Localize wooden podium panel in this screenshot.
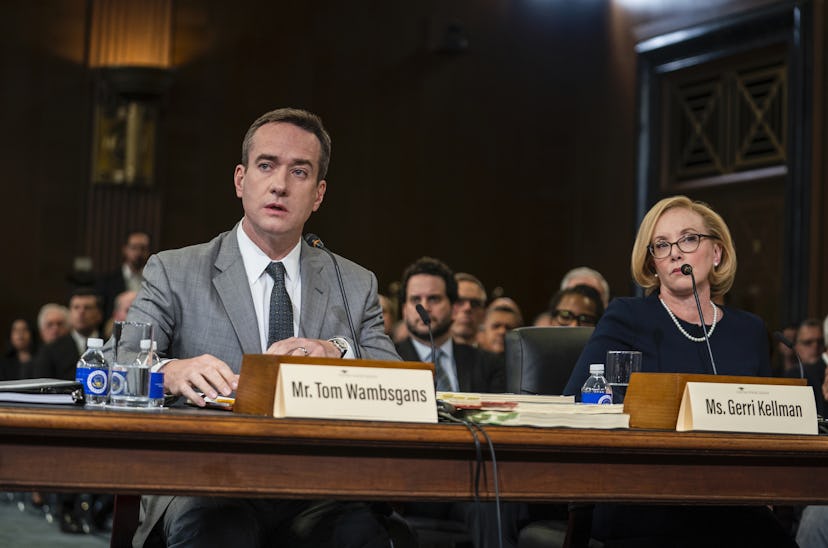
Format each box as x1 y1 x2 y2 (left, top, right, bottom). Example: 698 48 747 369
1 405 828 505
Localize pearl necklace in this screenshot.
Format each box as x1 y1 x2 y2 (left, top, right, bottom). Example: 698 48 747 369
659 297 719 343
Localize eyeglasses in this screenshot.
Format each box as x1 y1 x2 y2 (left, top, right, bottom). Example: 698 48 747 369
456 297 485 310
552 309 598 327
648 233 719 259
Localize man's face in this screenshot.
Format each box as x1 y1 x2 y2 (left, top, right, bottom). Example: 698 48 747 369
403 274 453 342
795 325 824 364
69 296 102 337
123 233 150 271
550 294 599 327
478 310 519 354
451 280 486 341
234 122 326 249
112 291 138 322
40 309 68 344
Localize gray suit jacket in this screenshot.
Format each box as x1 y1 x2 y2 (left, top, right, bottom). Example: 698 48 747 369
131 225 399 546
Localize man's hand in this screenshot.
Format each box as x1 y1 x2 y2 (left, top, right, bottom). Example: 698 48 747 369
266 337 341 358
162 354 239 407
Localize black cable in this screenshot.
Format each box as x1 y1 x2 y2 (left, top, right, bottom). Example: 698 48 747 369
438 412 503 548
469 422 503 548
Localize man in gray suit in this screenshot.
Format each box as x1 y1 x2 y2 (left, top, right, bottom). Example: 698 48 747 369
127 108 399 547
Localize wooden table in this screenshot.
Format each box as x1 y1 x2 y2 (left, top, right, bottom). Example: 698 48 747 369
1 404 828 505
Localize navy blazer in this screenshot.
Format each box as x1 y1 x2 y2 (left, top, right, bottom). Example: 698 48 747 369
564 293 771 395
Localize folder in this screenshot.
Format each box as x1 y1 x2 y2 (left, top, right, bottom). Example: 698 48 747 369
0 378 86 405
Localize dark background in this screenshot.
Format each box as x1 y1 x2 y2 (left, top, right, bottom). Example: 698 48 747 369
1 0 825 335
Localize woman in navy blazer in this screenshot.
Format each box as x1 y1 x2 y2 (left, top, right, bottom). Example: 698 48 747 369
563 195 794 547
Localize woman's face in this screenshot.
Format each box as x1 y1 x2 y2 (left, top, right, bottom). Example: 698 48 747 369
650 207 721 298
10 319 32 352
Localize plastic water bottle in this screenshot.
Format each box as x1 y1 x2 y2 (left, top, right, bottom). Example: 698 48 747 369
581 363 613 404
147 341 165 407
75 338 108 406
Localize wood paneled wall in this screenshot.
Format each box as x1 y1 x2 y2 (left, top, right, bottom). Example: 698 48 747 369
0 0 823 339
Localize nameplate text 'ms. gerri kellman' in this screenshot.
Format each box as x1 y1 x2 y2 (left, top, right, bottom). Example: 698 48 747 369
676 382 817 435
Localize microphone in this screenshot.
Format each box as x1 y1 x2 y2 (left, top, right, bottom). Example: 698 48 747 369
415 303 440 392
681 263 718 375
304 233 361 359
415 303 436 363
773 331 805 379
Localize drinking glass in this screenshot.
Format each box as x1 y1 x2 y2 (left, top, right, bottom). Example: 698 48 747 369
110 321 153 407
605 350 642 403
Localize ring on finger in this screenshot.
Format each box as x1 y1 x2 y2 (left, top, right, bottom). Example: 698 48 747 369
293 346 309 356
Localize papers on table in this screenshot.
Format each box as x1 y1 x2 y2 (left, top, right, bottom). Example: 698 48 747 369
437 391 629 429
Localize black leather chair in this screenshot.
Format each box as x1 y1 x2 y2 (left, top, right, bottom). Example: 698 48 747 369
504 326 597 548
504 326 594 395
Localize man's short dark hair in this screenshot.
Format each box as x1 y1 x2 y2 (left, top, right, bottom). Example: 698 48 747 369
548 284 604 319
241 108 332 181
125 230 151 245
70 287 103 310
399 257 458 305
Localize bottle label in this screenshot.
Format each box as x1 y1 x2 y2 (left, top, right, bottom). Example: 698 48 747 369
582 392 613 405
75 367 89 387
85 369 109 396
110 370 126 396
149 372 164 399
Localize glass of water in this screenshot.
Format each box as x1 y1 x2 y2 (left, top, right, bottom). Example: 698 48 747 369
605 350 642 403
110 321 153 407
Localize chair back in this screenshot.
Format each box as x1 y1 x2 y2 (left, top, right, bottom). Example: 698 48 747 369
504 326 594 395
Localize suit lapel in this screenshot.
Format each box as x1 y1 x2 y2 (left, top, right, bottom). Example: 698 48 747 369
396 339 420 362
298 242 330 340
212 228 261 354
453 341 474 392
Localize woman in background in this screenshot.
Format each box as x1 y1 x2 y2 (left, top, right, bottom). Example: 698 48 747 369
563 195 793 547
0 318 36 381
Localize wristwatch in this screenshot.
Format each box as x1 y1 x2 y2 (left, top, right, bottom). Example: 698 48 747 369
328 337 349 358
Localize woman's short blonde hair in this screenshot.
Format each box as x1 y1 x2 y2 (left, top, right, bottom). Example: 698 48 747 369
631 195 737 298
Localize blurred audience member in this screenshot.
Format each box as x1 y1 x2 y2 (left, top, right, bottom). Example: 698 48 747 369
379 294 395 336
103 290 138 339
560 266 610 308
451 273 487 346
772 324 799 377
1 319 36 380
391 320 409 344
478 302 522 354
486 297 523 325
547 285 604 327
532 311 555 327
796 318 825 366
34 289 102 380
37 303 69 345
791 318 827 419
96 230 151 320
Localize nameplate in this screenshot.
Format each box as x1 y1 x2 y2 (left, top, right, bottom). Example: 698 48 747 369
676 382 817 435
274 363 437 423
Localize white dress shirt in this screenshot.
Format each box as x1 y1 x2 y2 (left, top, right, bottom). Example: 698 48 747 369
409 337 459 392
236 222 302 352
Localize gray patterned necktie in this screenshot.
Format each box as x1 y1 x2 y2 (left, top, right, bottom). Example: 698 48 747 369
432 348 451 391
265 262 293 347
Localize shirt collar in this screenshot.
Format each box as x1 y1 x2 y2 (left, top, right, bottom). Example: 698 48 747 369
236 221 302 285
410 337 454 363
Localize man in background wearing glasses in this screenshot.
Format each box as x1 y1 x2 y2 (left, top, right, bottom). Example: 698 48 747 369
451 272 488 346
546 285 604 328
